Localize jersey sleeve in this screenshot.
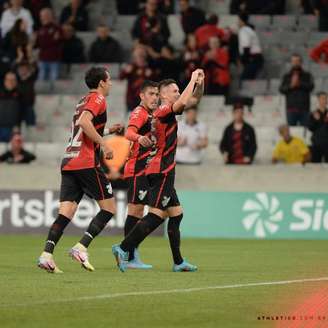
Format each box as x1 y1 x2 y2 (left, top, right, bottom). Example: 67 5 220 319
128 108 148 130
83 94 105 117
155 104 174 119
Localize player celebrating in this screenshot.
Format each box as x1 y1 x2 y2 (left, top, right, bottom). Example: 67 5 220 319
38 67 119 273
112 69 205 272
123 80 159 269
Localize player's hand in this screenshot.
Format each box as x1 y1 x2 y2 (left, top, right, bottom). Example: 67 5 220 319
102 143 113 160
243 156 251 164
191 69 203 82
223 152 229 163
109 123 124 134
313 111 320 120
138 136 153 148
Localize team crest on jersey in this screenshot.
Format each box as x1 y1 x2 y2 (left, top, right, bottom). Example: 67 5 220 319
106 184 112 195
162 196 171 207
138 190 147 200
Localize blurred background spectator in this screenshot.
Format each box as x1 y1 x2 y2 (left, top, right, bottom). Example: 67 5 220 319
89 24 122 63
272 124 310 164
120 45 156 112
0 0 33 37
36 7 63 82
131 0 170 52
238 13 263 80
202 36 230 95
313 0 328 31
310 37 328 64
279 54 314 126
179 0 205 36
194 13 224 51
0 131 36 163
308 92 328 163
59 0 88 31
176 105 208 165
219 103 257 164
23 0 52 30
115 0 139 15
0 71 20 142
62 23 85 66
230 0 285 15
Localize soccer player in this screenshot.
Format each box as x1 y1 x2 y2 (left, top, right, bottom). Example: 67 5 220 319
112 69 205 272
38 67 119 273
123 80 160 269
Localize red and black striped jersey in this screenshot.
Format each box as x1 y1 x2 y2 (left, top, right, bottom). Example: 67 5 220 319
124 105 153 178
61 91 107 171
146 104 178 175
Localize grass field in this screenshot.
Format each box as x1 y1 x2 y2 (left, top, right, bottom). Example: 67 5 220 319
1 235 328 328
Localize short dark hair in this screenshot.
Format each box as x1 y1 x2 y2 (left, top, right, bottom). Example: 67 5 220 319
238 13 249 24
207 13 219 25
317 91 327 98
233 103 244 111
140 80 158 92
85 67 109 89
158 79 177 91
291 53 302 61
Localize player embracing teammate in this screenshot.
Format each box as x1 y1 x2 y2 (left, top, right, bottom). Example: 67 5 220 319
113 68 205 272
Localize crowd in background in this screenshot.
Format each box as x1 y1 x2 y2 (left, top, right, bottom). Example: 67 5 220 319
0 0 328 165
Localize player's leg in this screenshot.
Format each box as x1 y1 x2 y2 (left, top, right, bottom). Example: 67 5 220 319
167 200 197 272
112 173 168 272
38 171 82 273
69 168 115 271
124 175 152 268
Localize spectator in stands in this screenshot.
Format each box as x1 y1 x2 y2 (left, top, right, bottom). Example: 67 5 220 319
202 36 230 95
272 124 310 164
148 44 180 81
116 0 139 15
89 24 122 63
120 45 156 112
60 0 88 31
180 33 202 88
238 13 263 80
24 0 52 29
15 60 37 127
0 131 36 163
301 0 315 14
1 18 30 62
176 106 208 165
0 0 33 37
0 71 20 142
179 0 205 36
131 0 170 52
279 54 314 126
310 38 328 64
230 0 285 14
195 13 225 51
36 8 63 82
308 92 328 163
62 23 85 65
219 103 257 164
314 0 328 31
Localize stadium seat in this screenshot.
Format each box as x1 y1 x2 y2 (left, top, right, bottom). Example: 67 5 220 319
310 64 328 78
250 15 272 31
207 0 230 15
297 15 318 31
198 96 225 113
313 78 324 93
258 31 281 47
308 32 328 47
278 31 308 47
35 142 65 162
219 15 238 29
272 15 297 31
34 95 60 125
76 32 95 53
25 126 52 142
240 80 269 97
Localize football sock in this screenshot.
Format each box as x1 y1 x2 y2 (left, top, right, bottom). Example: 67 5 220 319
44 214 71 254
79 209 114 248
167 214 184 265
120 213 163 252
124 215 140 261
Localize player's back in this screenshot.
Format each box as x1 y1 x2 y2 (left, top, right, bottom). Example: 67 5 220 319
124 105 153 178
61 91 107 171
146 104 178 175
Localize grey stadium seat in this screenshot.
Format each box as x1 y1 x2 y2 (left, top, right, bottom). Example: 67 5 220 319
272 15 297 31
298 15 318 31
310 64 328 78
258 31 281 47
240 80 269 97
250 15 272 31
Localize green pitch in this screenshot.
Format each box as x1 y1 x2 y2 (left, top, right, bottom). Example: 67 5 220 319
1 236 328 328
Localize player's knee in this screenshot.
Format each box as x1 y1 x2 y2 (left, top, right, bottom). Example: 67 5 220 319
149 207 166 219
128 204 144 218
59 201 78 219
98 198 116 215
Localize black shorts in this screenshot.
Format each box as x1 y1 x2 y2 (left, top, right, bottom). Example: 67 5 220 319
60 167 113 203
147 169 180 210
126 174 149 205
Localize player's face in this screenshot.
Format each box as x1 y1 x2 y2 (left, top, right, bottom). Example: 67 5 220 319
101 72 112 96
161 83 180 104
318 94 327 109
140 87 159 111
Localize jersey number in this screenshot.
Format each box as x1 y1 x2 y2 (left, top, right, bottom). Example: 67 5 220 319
68 122 82 148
